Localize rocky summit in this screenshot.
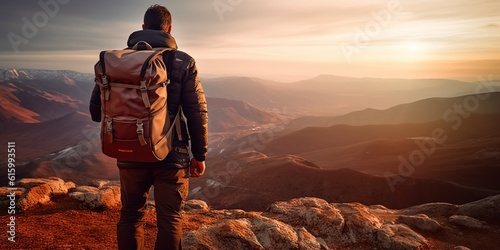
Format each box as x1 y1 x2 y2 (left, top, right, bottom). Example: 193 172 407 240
1 177 500 249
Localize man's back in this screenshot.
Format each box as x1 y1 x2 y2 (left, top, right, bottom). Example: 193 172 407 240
89 5 207 250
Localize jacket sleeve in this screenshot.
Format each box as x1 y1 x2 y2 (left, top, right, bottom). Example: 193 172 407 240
181 58 208 161
89 84 102 122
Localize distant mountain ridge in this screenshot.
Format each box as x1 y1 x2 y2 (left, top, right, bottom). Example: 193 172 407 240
268 113 500 156
208 97 285 132
286 92 500 131
0 68 93 82
0 69 285 130
0 69 95 123
202 75 500 116
4 68 499 118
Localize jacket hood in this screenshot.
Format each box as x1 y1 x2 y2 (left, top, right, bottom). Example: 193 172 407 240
127 30 178 49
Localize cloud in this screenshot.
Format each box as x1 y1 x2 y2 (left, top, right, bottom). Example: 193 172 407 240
0 0 211 52
0 0 499 81
483 23 499 29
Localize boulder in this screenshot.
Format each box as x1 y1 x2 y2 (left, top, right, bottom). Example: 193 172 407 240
17 177 75 210
184 200 209 212
75 186 99 193
69 185 120 209
249 214 320 250
266 197 344 246
398 214 441 232
295 227 329 250
376 224 428 250
88 179 110 189
334 202 383 244
265 197 431 249
182 213 325 250
449 215 484 229
99 186 121 208
400 202 458 217
457 195 500 223
182 219 264 250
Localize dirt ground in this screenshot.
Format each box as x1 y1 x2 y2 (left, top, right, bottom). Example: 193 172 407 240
1 195 500 250
0 196 222 250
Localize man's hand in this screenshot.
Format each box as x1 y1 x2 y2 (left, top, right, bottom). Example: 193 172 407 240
189 158 205 178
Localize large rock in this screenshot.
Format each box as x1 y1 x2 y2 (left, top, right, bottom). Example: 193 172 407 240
69 185 120 209
399 214 441 232
376 224 428 250
295 227 329 250
184 200 209 212
457 195 500 223
17 177 75 210
266 197 344 247
88 179 110 189
249 214 322 250
265 197 430 249
400 202 458 217
449 215 484 229
334 203 383 244
182 213 325 250
183 219 264 250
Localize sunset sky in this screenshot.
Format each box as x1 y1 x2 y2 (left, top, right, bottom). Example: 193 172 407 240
0 0 499 82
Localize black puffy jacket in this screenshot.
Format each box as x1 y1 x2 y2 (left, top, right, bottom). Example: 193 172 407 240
89 29 208 168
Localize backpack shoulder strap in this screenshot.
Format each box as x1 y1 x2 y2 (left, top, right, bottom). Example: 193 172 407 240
161 49 184 141
163 49 176 81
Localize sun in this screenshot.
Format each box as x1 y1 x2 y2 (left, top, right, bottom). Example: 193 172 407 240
398 42 429 60
406 42 423 53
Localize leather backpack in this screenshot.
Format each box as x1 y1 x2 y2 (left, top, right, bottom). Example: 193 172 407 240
94 41 181 162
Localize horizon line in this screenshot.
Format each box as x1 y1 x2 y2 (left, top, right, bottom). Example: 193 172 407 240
2 67 498 84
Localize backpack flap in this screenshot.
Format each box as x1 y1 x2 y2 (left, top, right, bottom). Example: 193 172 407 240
93 42 177 162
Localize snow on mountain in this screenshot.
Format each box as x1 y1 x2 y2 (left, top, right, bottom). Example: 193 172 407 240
0 68 93 82
0 68 95 123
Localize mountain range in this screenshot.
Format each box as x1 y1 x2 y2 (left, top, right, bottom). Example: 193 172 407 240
202 75 500 116
286 92 500 131
1 68 499 213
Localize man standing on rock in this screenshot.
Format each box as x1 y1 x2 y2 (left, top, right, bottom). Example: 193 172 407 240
89 4 208 250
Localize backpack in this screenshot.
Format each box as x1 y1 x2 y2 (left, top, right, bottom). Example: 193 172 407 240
94 41 181 162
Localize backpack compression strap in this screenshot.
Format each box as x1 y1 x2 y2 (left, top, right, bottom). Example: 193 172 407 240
138 48 173 108
99 51 111 101
162 49 184 142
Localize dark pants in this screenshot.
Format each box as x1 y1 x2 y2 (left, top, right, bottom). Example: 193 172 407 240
117 167 189 250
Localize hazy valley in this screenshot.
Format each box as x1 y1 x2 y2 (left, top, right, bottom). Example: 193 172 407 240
2 68 500 249
1 68 500 209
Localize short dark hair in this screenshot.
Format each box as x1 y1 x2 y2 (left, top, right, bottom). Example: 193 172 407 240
143 4 172 31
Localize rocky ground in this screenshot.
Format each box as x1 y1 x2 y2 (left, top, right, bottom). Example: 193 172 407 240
1 177 499 250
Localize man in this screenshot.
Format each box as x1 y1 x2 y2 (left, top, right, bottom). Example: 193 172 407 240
89 4 208 250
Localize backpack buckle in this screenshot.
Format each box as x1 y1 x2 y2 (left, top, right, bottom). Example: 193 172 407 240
139 80 147 92
136 120 144 134
106 119 113 143
139 80 151 108
102 75 111 101
102 75 109 88
136 120 147 146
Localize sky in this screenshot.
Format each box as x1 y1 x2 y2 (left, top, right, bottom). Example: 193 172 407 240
0 0 499 82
